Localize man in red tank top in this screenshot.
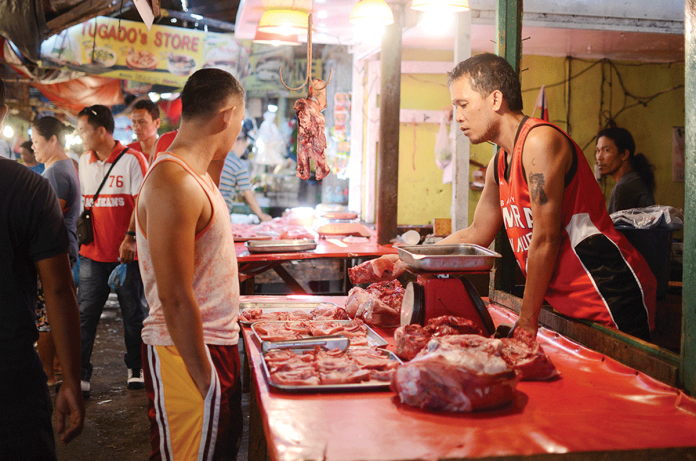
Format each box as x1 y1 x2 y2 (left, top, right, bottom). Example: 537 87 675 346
436 53 656 341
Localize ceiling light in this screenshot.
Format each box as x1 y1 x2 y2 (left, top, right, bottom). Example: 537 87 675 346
253 28 301 46
258 9 311 36
410 0 470 12
349 0 394 27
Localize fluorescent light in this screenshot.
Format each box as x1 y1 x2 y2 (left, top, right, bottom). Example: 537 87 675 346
267 104 278 113
148 92 161 102
3 125 14 138
190 13 203 20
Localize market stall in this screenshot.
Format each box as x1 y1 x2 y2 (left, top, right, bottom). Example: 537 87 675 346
240 295 696 461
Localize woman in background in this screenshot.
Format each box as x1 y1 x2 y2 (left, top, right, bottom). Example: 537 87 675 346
31 116 80 387
595 127 656 214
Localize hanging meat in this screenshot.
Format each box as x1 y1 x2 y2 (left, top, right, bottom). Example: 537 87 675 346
294 78 330 180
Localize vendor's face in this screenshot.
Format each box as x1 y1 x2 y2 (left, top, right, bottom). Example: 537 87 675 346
451 76 497 145
131 109 160 141
77 116 101 152
31 132 52 163
595 136 627 177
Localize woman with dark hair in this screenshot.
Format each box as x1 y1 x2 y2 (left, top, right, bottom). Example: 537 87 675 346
31 116 80 387
595 126 656 214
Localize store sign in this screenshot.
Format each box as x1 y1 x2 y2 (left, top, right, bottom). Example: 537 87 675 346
39 17 250 88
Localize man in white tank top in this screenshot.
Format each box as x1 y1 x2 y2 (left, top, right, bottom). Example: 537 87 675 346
136 69 246 460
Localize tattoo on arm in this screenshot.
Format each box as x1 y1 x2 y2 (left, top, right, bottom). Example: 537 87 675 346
529 173 548 205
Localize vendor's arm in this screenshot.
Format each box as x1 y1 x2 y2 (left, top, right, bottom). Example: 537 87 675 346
119 210 137 263
439 156 503 246
141 163 212 397
242 189 271 222
516 127 572 337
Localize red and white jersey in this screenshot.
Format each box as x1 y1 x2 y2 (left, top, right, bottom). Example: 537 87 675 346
495 117 656 332
79 142 149 262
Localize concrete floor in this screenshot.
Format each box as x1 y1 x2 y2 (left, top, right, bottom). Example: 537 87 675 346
53 295 251 461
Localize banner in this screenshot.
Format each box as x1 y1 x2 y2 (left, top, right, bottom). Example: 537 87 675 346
39 17 251 88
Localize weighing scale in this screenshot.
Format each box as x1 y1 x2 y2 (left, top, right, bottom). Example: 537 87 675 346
397 245 501 336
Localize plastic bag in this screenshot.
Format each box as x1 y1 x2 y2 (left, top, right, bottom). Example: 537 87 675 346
611 205 684 230
108 263 128 291
254 111 286 165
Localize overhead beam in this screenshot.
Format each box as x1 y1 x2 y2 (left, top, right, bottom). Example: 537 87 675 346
159 9 235 32
46 1 133 36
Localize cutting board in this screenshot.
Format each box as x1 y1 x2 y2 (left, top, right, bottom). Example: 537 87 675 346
316 223 373 237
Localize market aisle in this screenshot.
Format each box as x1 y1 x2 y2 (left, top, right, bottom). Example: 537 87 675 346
53 294 251 460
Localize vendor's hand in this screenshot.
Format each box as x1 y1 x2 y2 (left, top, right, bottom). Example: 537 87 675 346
259 213 272 222
119 235 136 264
508 318 538 339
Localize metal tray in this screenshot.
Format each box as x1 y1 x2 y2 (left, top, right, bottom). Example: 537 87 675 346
397 244 501 272
245 239 317 253
238 301 339 326
251 320 388 349
260 347 401 393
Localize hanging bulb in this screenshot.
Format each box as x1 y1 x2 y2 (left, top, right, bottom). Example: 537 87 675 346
349 0 395 27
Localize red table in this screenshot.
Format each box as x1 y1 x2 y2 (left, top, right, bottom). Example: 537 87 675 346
241 296 696 461
235 237 397 295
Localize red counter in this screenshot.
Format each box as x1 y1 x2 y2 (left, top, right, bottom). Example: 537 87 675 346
241 296 696 461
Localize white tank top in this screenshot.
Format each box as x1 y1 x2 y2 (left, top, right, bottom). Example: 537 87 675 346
137 153 240 346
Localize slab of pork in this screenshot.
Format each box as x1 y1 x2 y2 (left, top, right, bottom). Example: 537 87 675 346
294 78 330 180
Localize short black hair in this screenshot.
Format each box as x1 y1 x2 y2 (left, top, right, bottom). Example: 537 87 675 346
448 53 523 111
133 98 160 121
20 140 33 152
78 104 115 134
180 68 244 120
33 116 72 147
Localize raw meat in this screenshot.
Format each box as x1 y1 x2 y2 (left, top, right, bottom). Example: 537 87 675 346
394 315 486 361
345 280 404 328
239 305 348 323
294 78 330 180
263 346 398 386
500 328 559 381
253 319 370 347
348 258 405 284
391 335 519 413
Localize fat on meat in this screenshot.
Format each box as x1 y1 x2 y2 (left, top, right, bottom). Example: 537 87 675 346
345 287 371 318
294 78 330 180
391 335 519 413
348 258 406 284
499 328 559 381
345 283 402 328
394 316 486 361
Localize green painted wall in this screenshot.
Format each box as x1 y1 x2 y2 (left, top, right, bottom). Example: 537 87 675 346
392 52 685 226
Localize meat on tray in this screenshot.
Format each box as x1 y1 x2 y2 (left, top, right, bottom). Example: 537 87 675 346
231 220 317 241
395 315 486 361
264 346 398 386
294 78 330 180
391 334 519 413
239 305 349 323
253 319 370 346
348 258 405 284
346 280 404 328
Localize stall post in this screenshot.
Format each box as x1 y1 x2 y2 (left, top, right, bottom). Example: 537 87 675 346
376 3 402 245
682 0 696 396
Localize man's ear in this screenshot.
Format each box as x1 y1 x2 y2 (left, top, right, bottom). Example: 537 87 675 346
221 105 238 128
490 90 504 111
0 104 8 128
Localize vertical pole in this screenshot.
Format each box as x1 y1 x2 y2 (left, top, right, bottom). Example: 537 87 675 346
376 4 402 245
451 11 472 232
681 0 696 396
491 0 523 295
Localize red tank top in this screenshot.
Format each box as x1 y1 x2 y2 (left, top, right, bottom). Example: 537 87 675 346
496 117 656 332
